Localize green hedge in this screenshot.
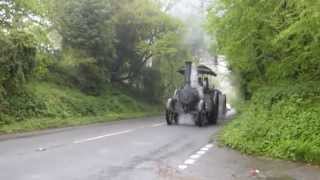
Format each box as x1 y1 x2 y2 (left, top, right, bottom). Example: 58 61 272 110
220 81 320 164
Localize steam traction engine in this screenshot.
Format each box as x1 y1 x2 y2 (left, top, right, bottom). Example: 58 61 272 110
165 62 226 127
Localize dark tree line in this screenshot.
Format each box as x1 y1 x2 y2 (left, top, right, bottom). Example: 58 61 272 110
0 0 191 99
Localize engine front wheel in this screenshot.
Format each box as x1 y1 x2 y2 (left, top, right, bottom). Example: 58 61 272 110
166 110 178 125
174 113 179 124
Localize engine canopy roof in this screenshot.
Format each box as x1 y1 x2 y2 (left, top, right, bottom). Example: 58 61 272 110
178 64 217 76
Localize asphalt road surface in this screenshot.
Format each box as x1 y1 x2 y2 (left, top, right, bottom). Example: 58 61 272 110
0 116 319 180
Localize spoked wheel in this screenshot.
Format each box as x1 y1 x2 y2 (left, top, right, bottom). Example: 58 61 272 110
174 113 179 124
166 110 178 125
211 91 220 125
166 109 173 125
206 97 215 125
221 94 227 119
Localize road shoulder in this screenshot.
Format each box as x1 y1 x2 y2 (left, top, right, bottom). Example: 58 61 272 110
178 142 320 180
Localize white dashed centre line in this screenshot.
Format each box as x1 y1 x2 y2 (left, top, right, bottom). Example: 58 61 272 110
151 123 166 127
73 129 134 144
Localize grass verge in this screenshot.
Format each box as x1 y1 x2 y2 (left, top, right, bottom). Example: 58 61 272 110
219 81 320 164
0 111 160 134
0 82 162 134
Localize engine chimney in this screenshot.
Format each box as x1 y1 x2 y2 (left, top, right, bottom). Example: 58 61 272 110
185 61 192 86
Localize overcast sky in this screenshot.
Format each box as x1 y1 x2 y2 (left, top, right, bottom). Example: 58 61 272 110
169 0 204 21
168 0 214 52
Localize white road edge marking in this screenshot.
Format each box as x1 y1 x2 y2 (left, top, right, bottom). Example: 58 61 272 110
205 144 213 148
73 129 134 144
201 147 209 151
190 154 201 159
178 143 215 171
197 150 206 155
178 165 188 170
151 123 166 127
184 159 196 165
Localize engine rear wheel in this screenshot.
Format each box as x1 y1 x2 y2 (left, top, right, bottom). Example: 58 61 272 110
221 94 227 118
196 111 206 127
211 91 219 125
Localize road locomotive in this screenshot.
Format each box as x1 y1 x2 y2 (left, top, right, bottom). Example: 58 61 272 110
165 61 227 127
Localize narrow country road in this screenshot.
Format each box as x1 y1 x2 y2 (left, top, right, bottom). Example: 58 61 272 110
0 116 319 180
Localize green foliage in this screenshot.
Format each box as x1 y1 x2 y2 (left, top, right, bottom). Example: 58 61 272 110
0 111 158 134
136 68 163 101
0 31 36 95
59 0 115 66
110 0 185 83
152 30 191 98
0 0 51 29
0 0 186 129
52 0 188 99
55 0 187 84
47 49 106 95
28 82 148 118
220 82 320 164
32 52 54 80
207 0 320 164
207 0 320 98
0 82 158 129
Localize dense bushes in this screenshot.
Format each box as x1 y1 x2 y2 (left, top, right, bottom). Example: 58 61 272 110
207 0 320 163
28 82 148 118
0 82 156 126
207 0 320 98
0 31 36 95
46 49 106 95
0 31 37 124
0 82 159 133
221 82 320 163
